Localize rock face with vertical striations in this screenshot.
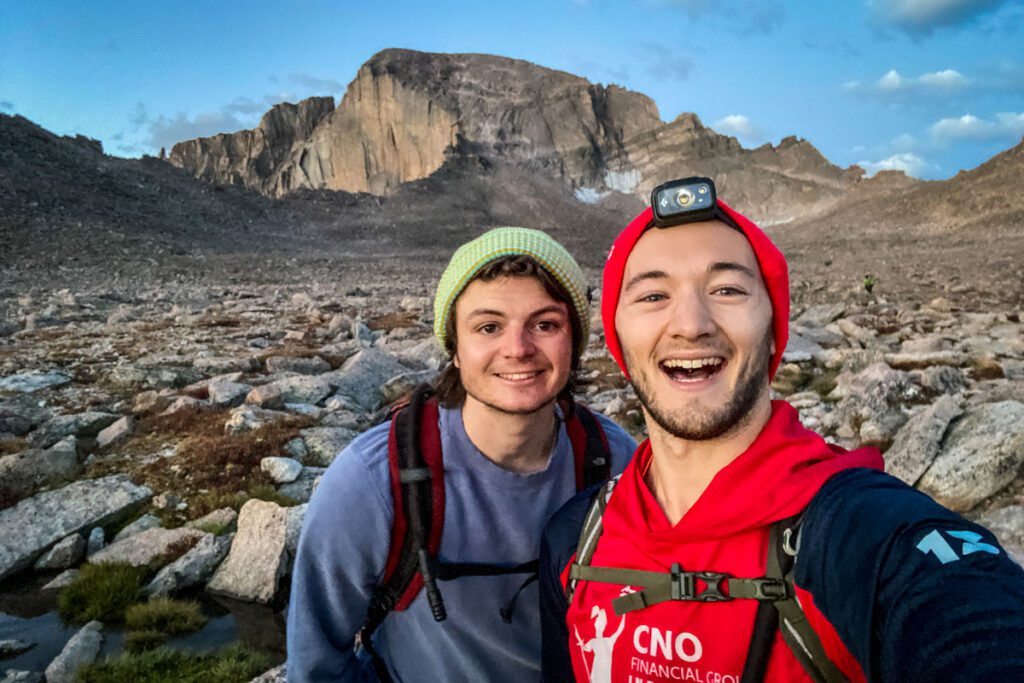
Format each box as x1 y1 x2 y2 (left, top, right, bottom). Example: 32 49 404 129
169 97 335 196
171 49 663 196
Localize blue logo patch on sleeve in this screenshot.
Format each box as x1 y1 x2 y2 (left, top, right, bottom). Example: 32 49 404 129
916 529 1001 565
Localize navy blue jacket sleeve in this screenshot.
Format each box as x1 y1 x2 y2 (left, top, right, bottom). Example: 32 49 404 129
540 487 599 682
796 468 1024 682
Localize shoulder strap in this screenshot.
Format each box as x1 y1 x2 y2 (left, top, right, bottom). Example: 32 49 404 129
565 402 612 491
748 514 849 683
768 517 849 683
565 475 620 605
360 385 446 663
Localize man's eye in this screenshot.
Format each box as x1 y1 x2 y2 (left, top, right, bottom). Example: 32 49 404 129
478 323 499 334
712 286 747 296
536 320 560 332
638 293 666 303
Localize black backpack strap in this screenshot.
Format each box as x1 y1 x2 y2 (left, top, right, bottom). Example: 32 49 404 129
745 511 847 683
576 404 612 488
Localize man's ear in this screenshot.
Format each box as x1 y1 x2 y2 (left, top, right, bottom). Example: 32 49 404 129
452 353 460 369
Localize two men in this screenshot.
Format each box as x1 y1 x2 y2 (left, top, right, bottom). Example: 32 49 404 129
541 193 1024 681
288 228 636 681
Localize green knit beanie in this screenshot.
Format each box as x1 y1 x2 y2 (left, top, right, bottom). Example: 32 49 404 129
433 227 590 357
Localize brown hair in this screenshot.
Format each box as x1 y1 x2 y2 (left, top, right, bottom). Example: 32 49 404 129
433 255 584 408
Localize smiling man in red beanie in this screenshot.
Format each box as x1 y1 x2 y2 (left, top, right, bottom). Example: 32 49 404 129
540 189 1024 682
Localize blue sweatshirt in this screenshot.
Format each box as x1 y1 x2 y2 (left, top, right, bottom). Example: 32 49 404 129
287 404 636 682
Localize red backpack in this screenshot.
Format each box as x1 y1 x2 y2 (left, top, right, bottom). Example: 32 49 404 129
359 384 612 681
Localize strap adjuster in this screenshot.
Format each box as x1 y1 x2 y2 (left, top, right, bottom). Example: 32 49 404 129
747 577 790 600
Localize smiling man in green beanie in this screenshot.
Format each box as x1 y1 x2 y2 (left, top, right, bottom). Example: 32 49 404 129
288 227 636 682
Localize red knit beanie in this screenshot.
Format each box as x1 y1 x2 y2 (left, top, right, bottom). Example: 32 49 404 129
601 200 790 380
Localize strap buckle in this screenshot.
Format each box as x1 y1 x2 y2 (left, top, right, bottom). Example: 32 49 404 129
669 564 732 602
748 577 791 600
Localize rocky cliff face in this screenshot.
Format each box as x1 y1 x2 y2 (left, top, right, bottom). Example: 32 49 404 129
167 49 897 222
170 49 662 197
169 97 335 195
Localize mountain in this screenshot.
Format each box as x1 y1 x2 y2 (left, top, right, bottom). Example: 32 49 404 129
168 49 874 223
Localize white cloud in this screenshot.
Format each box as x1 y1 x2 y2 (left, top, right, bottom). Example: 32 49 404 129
868 0 1008 35
918 68 971 88
929 112 1024 142
857 152 938 177
878 69 908 91
850 68 973 96
713 114 770 144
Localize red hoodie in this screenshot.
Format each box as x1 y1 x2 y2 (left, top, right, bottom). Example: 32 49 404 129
564 401 883 683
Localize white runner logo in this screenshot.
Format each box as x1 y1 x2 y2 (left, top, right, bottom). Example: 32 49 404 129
575 605 626 683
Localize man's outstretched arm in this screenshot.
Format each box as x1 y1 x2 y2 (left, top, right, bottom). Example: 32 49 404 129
797 468 1024 682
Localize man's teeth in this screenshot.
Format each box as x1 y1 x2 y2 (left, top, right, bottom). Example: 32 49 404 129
662 358 723 369
499 371 541 380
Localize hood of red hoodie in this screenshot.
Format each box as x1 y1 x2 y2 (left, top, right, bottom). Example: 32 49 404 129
604 401 883 551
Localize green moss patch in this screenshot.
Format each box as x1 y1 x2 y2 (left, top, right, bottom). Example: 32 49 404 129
123 598 208 652
78 644 272 683
58 562 151 624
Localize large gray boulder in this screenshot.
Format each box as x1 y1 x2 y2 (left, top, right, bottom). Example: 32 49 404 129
884 396 963 486
89 527 205 567
206 500 290 604
224 405 290 434
261 457 303 484
32 533 86 571
95 416 134 449
107 360 202 391
194 356 260 375
0 475 151 581
29 412 118 448
265 375 332 405
43 620 103 683
781 333 824 364
207 379 253 408
143 532 232 597
917 401 1024 512
265 355 331 375
277 467 325 503
0 436 80 505
0 371 70 393
299 427 357 466
323 348 409 412
825 363 919 448
112 513 162 543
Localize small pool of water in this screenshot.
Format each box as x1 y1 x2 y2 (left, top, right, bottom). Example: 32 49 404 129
0 574 286 674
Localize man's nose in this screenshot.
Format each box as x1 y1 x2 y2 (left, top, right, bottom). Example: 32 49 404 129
666 290 716 340
502 326 537 357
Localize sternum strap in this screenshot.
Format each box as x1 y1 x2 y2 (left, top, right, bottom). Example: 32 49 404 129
568 563 791 616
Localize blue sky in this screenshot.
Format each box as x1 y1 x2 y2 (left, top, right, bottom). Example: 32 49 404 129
2 0 1023 179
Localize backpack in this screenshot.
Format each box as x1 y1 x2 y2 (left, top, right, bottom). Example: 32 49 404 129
566 476 850 683
359 384 613 681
